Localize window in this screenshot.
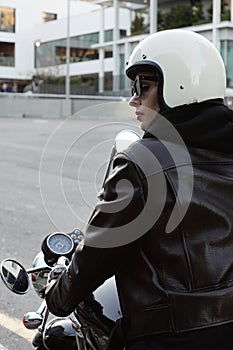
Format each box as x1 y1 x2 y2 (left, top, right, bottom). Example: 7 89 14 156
35 33 99 68
104 30 113 42
120 29 127 38
119 53 125 89
43 12 57 23
0 7 15 33
0 42 15 66
104 29 127 42
35 73 98 95
104 72 112 91
221 40 233 88
104 48 113 58
71 74 98 94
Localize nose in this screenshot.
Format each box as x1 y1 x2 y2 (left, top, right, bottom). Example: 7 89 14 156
129 94 140 107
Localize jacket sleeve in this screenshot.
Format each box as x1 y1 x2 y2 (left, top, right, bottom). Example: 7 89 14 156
45 154 147 317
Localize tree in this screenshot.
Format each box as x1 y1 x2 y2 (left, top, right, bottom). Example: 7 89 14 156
130 13 149 36
192 1 205 24
207 1 231 21
189 0 202 6
163 4 193 29
221 0 231 21
158 2 205 31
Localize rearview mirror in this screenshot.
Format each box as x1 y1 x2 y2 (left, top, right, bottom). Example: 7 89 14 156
99 129 141 196
0 259 30 294
115 130 141 153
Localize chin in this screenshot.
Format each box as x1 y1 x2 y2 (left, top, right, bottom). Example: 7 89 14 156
140 122 150 132
140 123 145 131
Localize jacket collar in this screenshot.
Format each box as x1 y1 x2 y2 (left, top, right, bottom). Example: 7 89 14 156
143 100 233 154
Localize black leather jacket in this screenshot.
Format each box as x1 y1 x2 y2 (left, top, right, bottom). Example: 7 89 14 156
45 101 233 342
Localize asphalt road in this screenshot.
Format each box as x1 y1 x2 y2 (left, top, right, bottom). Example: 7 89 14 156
0 108 139 349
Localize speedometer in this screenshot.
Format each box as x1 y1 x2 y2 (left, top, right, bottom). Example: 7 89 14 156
47 232 74 256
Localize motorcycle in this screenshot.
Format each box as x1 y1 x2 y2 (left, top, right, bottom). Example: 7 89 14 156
0 129 141 350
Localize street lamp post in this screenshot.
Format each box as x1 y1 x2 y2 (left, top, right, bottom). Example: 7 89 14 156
66 0 70 99
212 0 221 50
150 0 158 34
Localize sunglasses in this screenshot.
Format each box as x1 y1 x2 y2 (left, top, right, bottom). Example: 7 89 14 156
131 75 158 98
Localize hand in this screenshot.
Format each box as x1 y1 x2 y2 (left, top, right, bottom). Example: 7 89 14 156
39 264 66 298
47 264 66 283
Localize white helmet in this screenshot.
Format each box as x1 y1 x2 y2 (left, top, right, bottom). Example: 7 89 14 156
125 29 226 110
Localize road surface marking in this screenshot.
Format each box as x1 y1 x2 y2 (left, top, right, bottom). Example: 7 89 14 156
0 344 8 350
0 311 36 342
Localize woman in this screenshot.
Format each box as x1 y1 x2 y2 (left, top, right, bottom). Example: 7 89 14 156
45 29 233 349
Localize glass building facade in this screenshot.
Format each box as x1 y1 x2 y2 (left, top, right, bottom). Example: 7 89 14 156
35 32 99 68
35 29 127 68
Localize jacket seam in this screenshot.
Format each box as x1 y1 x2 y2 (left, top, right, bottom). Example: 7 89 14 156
192 161 233 166
164 170 195 291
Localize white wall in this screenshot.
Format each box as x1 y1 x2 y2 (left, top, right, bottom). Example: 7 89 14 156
33 6 130 43
0 0 100 80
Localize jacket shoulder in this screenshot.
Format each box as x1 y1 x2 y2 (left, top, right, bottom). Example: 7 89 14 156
116 138 191 175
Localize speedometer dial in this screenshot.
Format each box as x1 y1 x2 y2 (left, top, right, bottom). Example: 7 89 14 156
47 232 74 255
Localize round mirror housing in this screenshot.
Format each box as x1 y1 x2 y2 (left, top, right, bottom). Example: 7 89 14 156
0 259 30 294
115 130 141 153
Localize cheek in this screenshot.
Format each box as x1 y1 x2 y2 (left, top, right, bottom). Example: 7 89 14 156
146 101 159 114
147 87 159 112
153 101 160 113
